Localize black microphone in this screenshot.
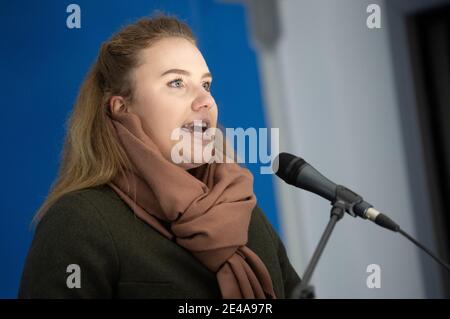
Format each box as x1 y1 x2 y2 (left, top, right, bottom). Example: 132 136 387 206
273 152 399 231
273 152 450 274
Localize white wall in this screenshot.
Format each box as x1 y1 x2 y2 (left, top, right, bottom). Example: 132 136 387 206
248 0 444 298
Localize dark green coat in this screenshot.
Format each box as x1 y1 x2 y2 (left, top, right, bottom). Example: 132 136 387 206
19 184 301 298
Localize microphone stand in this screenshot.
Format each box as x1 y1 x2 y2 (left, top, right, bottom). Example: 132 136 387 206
289 185 450 298
290 201 346 299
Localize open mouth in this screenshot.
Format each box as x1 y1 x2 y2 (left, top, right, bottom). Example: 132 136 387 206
181 119 211 133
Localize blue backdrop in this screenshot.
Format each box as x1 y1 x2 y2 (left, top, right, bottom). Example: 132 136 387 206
0 0 280 298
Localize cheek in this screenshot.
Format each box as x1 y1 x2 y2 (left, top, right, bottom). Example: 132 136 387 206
142 112 180 147
138 109 187 159
134 93 181 135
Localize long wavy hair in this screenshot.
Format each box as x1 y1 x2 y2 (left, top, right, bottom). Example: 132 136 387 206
33 14 198 223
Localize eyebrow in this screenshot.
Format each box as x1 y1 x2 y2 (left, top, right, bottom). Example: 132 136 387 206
160 68 212 79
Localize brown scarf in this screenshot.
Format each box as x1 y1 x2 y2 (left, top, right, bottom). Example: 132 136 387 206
106 110 276 299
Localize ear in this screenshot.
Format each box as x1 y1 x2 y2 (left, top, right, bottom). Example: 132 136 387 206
109 96 128 115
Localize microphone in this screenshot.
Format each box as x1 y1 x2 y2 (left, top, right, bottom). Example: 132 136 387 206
273 152 399 231
273 152 450 274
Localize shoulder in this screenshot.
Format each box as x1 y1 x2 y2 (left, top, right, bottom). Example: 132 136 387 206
37 184 125 232
30 184 128 266
19 185 122 298
32 184 125 250
248 205 280 252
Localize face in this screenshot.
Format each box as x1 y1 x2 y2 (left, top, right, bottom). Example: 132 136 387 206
111 37 218 169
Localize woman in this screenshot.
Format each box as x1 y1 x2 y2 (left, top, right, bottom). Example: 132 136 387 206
19 14 300 299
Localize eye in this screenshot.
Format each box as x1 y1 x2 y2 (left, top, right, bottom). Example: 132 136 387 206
167 78 184 88
202 81 212 92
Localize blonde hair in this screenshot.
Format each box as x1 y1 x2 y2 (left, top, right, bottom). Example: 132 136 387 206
33 14 197 223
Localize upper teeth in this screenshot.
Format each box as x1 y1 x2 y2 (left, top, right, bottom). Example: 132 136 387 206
182 120 208 131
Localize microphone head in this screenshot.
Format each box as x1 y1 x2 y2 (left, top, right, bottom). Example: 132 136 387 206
273 152 306 185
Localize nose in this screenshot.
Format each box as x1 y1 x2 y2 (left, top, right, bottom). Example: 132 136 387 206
191 88 215 112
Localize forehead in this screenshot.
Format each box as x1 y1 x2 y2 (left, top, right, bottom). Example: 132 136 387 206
136 37 209 76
